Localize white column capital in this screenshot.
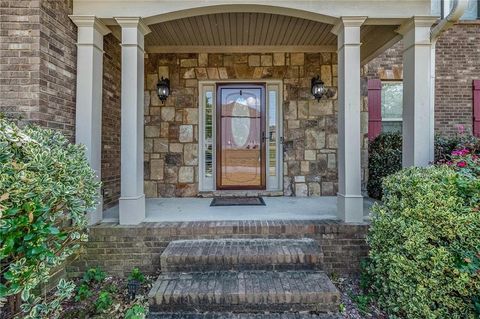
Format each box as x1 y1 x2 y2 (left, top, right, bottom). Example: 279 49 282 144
69 15 111 35
396 16 437 36
331 16 367 36
114 17 151 36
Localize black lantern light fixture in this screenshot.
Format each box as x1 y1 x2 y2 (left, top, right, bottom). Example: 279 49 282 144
311 75 334 101
157 77 170 104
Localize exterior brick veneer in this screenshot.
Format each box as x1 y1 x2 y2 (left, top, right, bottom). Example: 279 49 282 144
101 34 122 209
67 220 369 277
365 22 480 136
0 0 77 138
144 53 369 197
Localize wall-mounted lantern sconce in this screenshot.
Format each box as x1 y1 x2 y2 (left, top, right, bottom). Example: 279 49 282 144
311 75 334 101
157 77 170 104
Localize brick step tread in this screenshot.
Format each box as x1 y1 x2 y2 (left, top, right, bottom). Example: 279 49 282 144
160 239 323 272
149 312 341 319
149 271 339 313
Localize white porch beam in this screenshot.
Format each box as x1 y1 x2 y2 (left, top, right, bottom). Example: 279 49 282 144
332 16 366 223
69 15 111 225
397 17 437 167
115 17 151 225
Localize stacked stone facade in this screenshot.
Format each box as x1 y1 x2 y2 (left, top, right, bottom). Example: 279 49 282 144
144 52 369 198
365 22 480 136
0 0 77 138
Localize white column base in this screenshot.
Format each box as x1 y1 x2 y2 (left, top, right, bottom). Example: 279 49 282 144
119 194 145 225
337 194 364 223
89 196 103 225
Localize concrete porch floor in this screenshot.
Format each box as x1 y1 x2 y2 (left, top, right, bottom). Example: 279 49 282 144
103 196 375 223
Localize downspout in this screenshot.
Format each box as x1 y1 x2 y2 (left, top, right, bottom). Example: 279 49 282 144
429 0 467 159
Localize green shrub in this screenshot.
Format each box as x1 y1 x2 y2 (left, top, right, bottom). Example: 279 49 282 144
434 133 479 163
128 268 145 283
94 291 113 313
125 304 146 319
83 267 107 284
0 118 100 317
367 132 402 200
368 166 480 318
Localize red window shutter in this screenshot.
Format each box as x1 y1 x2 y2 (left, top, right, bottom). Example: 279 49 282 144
368 79 382 140
473 80 480 137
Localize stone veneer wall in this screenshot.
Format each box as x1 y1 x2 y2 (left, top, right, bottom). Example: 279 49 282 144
365 22 480 137
101 34 122 209
0 0 77 138
144 52 368 197
67 220 369 277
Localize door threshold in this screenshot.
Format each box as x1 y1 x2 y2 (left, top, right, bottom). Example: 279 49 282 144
198 190 284 198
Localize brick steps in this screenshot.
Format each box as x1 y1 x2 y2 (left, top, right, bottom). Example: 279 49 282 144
149 313 342 319
149 271 339 313
149 239 340 317
160 239 323 272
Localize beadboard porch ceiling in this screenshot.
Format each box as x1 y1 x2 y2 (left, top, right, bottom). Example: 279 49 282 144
110 12 401 64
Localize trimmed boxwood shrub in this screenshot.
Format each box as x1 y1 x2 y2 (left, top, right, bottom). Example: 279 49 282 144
367 132 402 200
368 166 480 318
0 118 100 318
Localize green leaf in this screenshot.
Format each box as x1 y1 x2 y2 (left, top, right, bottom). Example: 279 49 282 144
47 226 60 235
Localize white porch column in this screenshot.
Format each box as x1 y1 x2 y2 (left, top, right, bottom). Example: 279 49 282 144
70 16 110 225
115 17 151 225
332 17 366 223
397 17 437 167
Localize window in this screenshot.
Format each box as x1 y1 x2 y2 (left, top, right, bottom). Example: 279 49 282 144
199 84 215 191
381 82 403 133
432 0 479 20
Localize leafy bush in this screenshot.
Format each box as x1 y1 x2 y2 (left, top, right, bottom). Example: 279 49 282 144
0 118 100 317
125 304 146 319
83 267 107 284
368 166 480 318
128 268 145 283
435 133 479 163
94 290 113 313
367 132 402 200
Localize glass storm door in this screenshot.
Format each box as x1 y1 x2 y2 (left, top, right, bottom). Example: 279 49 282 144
216 84 266 190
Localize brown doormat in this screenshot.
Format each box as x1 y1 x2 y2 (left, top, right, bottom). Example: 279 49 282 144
210 197 266 206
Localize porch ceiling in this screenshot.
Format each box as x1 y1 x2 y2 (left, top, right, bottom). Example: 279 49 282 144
136 12 402 63
144 12 337 53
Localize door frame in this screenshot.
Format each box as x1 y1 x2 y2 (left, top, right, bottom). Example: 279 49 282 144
198 80 283 192
215 83 267 190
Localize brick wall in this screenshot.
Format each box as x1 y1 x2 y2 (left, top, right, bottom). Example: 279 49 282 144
0 0 77 138
101 34 122 209
67 220 369 277
435 22 480 136
365 23 480 136
0 0 41 122
144 52 369 197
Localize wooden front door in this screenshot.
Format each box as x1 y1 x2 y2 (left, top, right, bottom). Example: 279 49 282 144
216 83 266 190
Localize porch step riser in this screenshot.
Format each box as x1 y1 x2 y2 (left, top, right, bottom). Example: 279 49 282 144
148 271 340 313
149 313 342 319
160 239 323 273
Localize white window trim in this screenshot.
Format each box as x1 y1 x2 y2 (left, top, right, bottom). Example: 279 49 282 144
198 80 283 192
